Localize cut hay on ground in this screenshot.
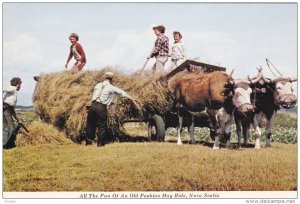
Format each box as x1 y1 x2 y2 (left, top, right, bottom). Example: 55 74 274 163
16 121 72 146
33 67 179 141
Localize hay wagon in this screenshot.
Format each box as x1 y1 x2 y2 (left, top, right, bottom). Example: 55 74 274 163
136 60 226 142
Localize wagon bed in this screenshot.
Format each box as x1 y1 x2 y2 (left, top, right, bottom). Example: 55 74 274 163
129 59 226 141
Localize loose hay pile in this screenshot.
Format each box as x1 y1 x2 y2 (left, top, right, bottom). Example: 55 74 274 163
33 68 177 141
16 121 73 146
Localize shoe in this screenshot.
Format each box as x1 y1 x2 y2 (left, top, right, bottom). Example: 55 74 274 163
97 142 105 147
86 138 94 146
77 134 86 144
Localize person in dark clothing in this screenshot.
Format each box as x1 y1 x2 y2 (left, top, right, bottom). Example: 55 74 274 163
86 72 142 147
3 77 22 149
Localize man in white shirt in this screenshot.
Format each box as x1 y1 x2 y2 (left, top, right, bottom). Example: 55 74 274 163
170 31 186 70
86 72 142 147
3 77 22 149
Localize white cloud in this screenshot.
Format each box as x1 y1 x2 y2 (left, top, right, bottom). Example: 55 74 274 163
3 34 43 69
3 34 65 105
93 27 155 73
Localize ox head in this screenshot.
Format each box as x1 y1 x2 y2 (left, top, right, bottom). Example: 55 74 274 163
261 75 297 109
223 68 263 113
233 70 263 113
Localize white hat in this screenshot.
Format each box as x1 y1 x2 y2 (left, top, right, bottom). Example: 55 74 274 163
104 72 114 79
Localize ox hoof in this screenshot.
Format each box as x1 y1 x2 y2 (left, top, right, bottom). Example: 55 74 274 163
266 142 272 148
225 140 232 148
225 144 232 149
177 141 183 145
213 146 219 150
189 140 196 145
255 145 261 149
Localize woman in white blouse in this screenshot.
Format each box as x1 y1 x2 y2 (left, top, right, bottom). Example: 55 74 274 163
170 31 186 69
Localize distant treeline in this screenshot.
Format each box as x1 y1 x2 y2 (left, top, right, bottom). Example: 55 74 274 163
15 105 34 112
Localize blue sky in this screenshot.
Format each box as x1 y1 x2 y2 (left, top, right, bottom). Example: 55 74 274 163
3 2 297 105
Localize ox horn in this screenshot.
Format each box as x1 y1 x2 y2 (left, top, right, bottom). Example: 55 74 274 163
290 77 297 82
234 77 251 86
261 75 271 83
229 69 234 78
258 68 272 83
273 76 298 83
235 68 264 85
248 68 263 84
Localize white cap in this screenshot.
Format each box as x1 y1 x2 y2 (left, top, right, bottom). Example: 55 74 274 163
104 72 114 79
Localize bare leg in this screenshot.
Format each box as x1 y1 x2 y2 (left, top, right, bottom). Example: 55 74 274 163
70 64 79 74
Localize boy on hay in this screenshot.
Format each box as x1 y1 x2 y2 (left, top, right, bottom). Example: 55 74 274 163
86 72 142 147
65 33 87 74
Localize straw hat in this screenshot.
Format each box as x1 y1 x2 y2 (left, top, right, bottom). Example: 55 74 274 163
104 72 114 79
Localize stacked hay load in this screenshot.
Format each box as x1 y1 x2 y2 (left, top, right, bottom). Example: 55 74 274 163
33 68 177 142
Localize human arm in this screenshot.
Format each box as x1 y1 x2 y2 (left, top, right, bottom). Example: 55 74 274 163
149 38 161 58
124 94 142 110
65 46 73 69
3 86 16 93
112 86 142 109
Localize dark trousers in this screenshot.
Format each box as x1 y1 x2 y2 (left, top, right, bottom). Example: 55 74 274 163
86 102 109 145
3 108 17 149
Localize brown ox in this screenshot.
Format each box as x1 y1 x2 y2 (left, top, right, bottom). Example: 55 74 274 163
174 70 262 149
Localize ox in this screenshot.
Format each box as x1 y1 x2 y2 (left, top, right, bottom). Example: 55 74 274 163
174 70 262 149
234 73 297 148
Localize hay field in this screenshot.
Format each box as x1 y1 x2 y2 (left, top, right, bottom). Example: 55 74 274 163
3 141 296 191
4 111 297 191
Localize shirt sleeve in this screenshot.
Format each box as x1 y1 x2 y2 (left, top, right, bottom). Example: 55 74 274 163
66 46 73 63
3 86 16 93
111 85 127 97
